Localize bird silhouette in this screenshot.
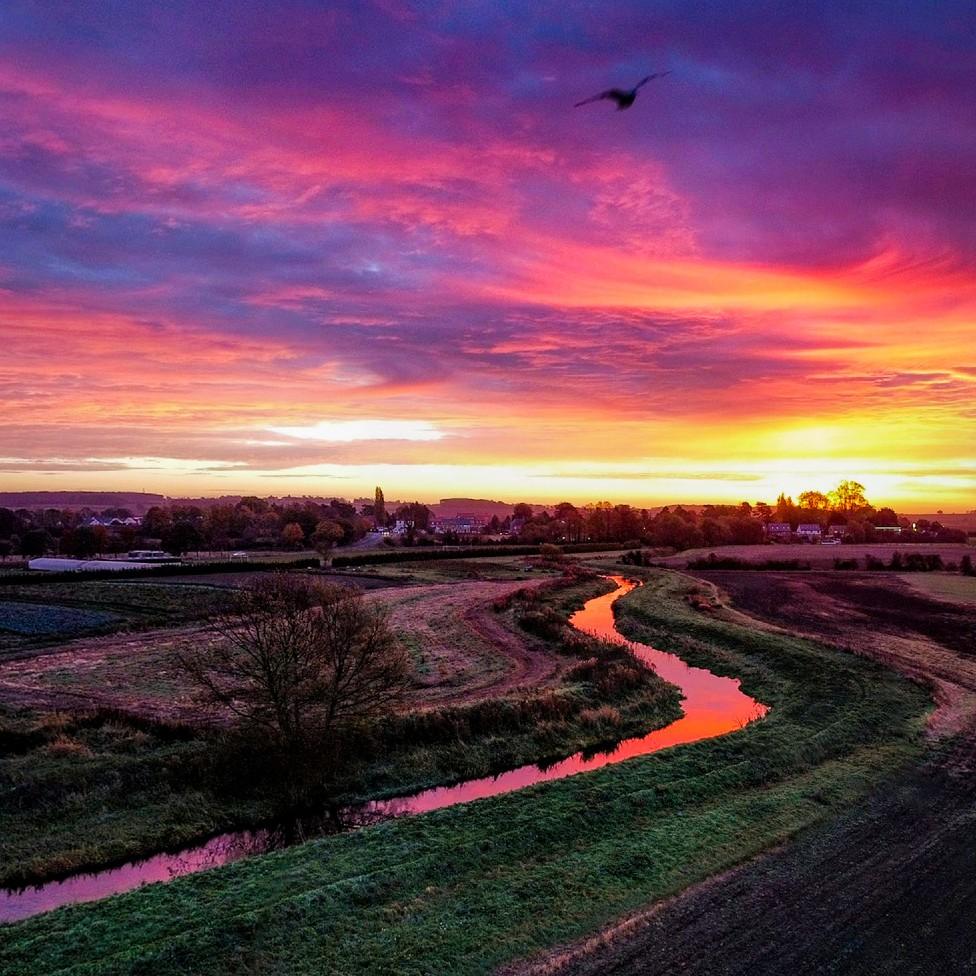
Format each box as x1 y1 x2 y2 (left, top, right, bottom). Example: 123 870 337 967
574 72 670 110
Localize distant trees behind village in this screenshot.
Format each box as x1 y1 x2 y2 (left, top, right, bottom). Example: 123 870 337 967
498 480 970 550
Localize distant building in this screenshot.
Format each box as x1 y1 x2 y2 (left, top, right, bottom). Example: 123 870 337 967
85 516 141 528
432 513 487 536
765 522 792 541
874 525 902 535
28 557 176 572
796 523 823 542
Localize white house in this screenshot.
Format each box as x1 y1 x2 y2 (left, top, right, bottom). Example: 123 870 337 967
796 523 823 542
765 522 792 541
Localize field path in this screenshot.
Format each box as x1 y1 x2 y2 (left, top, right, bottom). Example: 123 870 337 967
0 579 556 719
365 578 562 705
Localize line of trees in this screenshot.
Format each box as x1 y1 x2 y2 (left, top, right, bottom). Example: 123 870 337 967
506 501 764 549
0 497 373 560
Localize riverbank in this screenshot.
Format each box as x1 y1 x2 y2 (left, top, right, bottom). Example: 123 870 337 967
0 569 930 974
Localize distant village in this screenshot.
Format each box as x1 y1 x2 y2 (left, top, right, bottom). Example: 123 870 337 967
0 481 972 567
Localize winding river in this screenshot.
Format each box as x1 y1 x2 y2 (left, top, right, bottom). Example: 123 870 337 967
0 575 767 924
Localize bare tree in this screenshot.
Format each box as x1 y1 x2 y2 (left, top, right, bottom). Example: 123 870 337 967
181 575 409 780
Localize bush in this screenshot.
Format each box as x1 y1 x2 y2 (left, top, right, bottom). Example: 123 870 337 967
578 705 623 727
833 558 859 570
620 550 657 567
865 552 946 572
900 553 943 572
538 544 565 563
961 555 974 577
686 553 810 571
516 607 565 641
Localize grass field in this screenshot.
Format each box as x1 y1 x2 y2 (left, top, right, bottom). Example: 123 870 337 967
0 569 931 975
899 571 976 606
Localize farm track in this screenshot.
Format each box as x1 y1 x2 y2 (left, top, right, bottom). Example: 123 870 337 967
0 579 554 719
366 578 559 706
506 571 976 976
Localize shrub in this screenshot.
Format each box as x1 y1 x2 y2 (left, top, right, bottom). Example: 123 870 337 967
579 705 623 727
44 734 94 758
962 555 975 577
833 558 859 570
538 544 565 563
516 607 566 641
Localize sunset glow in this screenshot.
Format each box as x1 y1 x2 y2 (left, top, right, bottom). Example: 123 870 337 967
1 2 974 507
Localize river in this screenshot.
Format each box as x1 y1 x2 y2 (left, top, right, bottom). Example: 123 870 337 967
0 575 767 923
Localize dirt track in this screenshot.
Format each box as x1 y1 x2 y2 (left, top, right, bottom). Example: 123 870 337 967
366 578 562 705
504 571 976 976
0 579 554 721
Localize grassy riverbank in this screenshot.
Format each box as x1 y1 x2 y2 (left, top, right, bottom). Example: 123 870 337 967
0 569 931 975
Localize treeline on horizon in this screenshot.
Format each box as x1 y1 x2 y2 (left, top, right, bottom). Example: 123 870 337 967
0 481 971 562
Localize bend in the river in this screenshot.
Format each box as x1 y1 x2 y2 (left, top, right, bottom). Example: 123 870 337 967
0 574 768 923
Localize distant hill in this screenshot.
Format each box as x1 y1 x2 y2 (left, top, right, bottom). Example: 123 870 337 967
0 492 167 513
432 498 532 518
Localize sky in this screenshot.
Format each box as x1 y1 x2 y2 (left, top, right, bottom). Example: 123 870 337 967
1 0 974 508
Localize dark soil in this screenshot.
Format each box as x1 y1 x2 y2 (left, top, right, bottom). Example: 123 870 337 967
696 571 976 657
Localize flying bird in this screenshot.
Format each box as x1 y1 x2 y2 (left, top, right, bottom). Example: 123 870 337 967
574 72 670 110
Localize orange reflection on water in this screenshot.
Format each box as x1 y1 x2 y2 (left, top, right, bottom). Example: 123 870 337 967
368 575 767 818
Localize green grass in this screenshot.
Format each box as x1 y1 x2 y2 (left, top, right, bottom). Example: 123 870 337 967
0 569 931 975
0 717 255 889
